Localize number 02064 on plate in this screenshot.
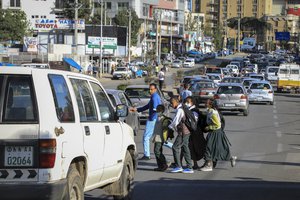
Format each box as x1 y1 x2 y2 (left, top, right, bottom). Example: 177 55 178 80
4 146 33 167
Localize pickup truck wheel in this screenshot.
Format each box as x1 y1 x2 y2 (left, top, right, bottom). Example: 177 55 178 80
243 109 249 116
67 165 84 200
113 152 133 200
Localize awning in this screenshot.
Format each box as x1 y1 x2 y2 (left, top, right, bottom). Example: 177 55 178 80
63 58 82 70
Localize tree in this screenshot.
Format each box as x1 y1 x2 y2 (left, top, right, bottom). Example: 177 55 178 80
185 13 198 31
213 25 224 51
114 9 142 46
0 9 29 42
62 0 91 21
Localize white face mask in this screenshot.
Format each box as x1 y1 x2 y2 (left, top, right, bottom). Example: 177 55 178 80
185 103 192 108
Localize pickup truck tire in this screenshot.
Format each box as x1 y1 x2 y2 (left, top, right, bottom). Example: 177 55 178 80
67 164 84 200
243 109 249 116
113 151 133 200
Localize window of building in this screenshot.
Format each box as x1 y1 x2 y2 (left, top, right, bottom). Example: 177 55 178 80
118 2 129 10
143 4 149 17
10 0 21 7
275 21 278 27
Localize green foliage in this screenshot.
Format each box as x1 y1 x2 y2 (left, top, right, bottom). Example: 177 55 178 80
0 9 29 41
213 25 224 51
114 9 142 46
63 0 91 21
203 24 213 37
185 13 198 31
227 17 272 32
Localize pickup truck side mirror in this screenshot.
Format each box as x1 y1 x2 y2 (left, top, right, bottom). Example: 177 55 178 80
247 89 252 94
115 104 128 120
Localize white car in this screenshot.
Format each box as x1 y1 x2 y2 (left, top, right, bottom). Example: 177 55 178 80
112 67 132 79
171 60 183 68
0 67 137 199
248 81 274 105
183 59 195 68
226 64 239 76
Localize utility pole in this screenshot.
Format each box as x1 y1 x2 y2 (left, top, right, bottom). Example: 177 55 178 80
170 11 173 65
98 0 103 78
74 0 79 54
128 9 132 64
155 10 159 64
238 18 241 52
159 12 162 65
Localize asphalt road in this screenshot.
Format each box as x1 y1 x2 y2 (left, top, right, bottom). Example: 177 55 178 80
85 93 300 200
86 57 300 200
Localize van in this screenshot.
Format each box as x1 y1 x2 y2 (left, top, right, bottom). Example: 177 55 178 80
0 67 137 199
265 66 279 89
277 64 300 92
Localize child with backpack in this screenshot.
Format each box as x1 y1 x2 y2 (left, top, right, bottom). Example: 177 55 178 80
152 105 174 172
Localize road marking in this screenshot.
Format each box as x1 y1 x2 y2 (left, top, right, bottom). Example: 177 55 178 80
273 110 277 114
273 115 278 119
274 122 279 127
277 143 283 152
276 131 282 138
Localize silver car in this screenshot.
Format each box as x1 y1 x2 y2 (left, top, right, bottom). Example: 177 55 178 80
125 85 170 122
248 81 274 105
214 83 249 116
171 60 182 68
106 89 140 135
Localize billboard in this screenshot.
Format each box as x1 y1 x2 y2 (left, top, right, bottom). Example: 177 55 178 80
275 32 290 41
33 19 85 31
87 37 117 49
23 37 38 52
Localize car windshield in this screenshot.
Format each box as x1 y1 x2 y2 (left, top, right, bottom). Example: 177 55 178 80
206 68 221 73
185 60 192 63
193 82 214 90
125 88 151 98
250 83 271 90
279 69 289 74
250 76 264 80
222 78 242 83
116 68 126 71
209 75 220 80
243 80 253 87
217 86 244 94
268 68 279 73
173 61 180 63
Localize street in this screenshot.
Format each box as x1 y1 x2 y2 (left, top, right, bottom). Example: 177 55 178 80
85 60 300 200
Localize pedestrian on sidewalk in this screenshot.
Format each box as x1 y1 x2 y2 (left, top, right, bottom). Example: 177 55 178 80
200 99 236 172
169 96 194 174
158 69 165 90
130 83 162 160
152 105 173 172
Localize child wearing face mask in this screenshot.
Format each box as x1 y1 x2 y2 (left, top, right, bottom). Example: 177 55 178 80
152 105 173 171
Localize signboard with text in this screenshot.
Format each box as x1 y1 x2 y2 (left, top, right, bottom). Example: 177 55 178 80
87 37 117 49
33 19 85 31
23 37 38 52
275 32 290 41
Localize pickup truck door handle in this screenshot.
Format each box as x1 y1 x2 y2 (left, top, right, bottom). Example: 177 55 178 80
105 126 110 135
84 126 90 136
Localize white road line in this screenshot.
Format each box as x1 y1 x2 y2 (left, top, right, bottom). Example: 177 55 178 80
277 143 283 152
276 131 282 138
273 110 277 114
273 115 278 119
274 122 279 127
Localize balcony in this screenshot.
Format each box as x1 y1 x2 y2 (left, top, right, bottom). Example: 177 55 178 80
208 8 218 14
208 1 219 6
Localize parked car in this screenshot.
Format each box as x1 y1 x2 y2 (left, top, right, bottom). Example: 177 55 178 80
248 81 274 105
183 59 195 68
191 81 218 105
106 89 140 135
0 67 137 199
125 85 170 122
214 83 249 116
171 60 183 68
112 67 132 80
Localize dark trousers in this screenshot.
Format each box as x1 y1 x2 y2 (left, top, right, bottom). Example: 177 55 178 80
159 80 164 90
172 134 193 169
154 142 167 168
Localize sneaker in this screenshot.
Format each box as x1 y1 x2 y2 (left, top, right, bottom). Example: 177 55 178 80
200 165 213 172
170 167 183 173
138 156 151 161
230 156 237 167
183 168 194 174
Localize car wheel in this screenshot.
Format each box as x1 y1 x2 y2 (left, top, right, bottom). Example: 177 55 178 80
243 109 249 116
113 152 134 200
270 101 274 105
66 164 84 200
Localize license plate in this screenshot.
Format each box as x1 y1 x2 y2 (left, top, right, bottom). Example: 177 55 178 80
257 97 263 100
225 103 235 107
4 146 33 167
